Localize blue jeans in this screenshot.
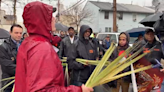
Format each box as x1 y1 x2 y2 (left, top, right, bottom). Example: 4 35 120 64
161 79 164 92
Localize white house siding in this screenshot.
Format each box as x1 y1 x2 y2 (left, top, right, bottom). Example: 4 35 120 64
80 2 100 33
99 11 150 32
81 2 154 33
112 12 149 32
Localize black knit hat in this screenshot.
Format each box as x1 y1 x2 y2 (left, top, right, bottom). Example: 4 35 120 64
145 29 155 34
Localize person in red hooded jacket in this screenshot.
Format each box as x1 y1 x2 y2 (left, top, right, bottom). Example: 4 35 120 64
14 1 93 92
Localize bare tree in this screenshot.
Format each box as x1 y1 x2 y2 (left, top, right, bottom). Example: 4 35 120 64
0 0 1 9
1 0 18 24
13 0 16 24
61 4 93 31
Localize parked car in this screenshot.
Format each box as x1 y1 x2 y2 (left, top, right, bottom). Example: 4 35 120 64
96 32 137 47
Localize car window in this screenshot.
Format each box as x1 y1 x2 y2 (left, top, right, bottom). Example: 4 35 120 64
97 34 137 44
110 35 117 43
129 37 137 44
97 34 117 43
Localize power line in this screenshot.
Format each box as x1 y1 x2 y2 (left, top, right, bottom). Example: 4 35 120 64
62 0 88 13
61 0 83 14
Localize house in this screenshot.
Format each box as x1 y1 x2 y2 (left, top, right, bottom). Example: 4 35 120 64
0 10 26 32
81 1 155 33
0 9 16 31
0 10 15 25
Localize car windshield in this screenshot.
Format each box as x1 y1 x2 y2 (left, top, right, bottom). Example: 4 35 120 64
129 37 137 44
97 34 117 43
97 34 137 44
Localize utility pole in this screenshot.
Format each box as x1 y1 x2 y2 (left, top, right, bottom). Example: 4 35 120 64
13 0 17 24
57 0 60 22
113 0 117 32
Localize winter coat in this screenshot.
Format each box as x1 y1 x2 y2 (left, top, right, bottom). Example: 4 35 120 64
139 38 164 65
14 1 81 92
102 40 111 49
0 37 18 90
67 25 98 83
59 35 78 59
108 32 131 88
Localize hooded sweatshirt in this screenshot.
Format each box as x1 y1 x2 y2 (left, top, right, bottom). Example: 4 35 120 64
67 25 98 83
14 1 81 92
111 32 130 60
108 32 131 88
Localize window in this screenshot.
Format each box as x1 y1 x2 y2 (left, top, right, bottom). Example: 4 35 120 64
104 11 109 19
105 27 108 32
118 12 123 20
109 27 111 32
105 27 112 32
133 13 137 22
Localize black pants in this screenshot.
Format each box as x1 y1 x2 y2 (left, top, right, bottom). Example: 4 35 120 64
3 83 13 92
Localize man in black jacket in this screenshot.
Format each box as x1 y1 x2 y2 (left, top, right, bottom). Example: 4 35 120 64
134 28 164 92
0 24 23 92
59 27 78 59
139 29 164 65
67 25 98 86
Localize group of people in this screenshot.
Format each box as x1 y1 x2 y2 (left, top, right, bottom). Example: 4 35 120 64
0 1 164 92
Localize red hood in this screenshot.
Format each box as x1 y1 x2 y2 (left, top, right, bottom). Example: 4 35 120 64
23 1 57 42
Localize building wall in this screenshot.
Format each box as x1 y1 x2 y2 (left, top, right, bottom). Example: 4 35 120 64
81 2 153 33
98 11 150 32
80 2 100 33
0 22 26 32
0 10 13 25
0 10 26 32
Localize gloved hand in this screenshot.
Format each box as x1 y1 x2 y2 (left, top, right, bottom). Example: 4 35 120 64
152 59 163 69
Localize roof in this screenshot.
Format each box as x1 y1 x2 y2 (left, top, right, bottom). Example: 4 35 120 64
89 1 155 14
146 6 155 10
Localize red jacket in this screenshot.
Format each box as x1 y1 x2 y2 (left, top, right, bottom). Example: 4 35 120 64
14 1 81 92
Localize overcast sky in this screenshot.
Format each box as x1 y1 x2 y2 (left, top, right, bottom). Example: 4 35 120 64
1 0 153 22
